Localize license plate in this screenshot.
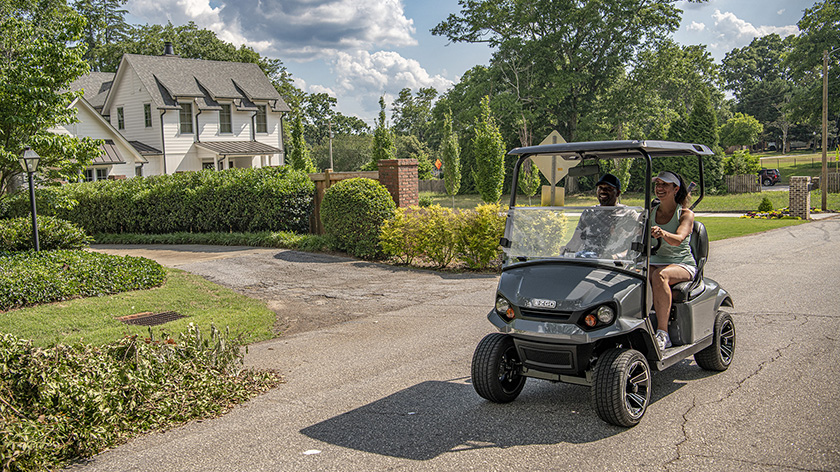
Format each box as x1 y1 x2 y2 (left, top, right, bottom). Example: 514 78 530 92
529 298 556 309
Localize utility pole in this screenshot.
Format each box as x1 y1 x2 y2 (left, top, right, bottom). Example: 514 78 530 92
822 49 828 211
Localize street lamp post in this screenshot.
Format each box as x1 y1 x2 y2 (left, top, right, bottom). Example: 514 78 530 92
19 147 40 251
822 47 840 211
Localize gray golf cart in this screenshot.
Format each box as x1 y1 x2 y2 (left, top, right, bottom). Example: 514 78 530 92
471 140 735 427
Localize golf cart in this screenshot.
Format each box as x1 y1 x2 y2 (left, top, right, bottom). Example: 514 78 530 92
471 140 735 427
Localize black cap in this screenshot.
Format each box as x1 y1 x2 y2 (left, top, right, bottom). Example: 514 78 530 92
596 173 621 192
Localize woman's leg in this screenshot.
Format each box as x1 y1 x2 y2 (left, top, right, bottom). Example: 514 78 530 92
650 265 692 332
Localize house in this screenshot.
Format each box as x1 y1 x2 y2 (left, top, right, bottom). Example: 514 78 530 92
50 92 149 181
67 43 290 178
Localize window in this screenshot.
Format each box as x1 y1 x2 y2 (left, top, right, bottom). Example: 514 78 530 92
255 105 267 133
219 104 232 134
144 104 152 128
84 168 109 182
202 162 216 170
84 169 94 182
179 102 193 134
96 168 108 181
117 107 124 129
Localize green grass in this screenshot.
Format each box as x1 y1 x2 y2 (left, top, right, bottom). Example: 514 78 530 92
696 216 807 241
0 268 277 347
759 152 840 184
423 189 840 212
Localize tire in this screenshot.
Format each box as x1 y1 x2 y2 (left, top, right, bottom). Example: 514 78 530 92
592 348 651 427
695 311 736 371
471 333 526 403
763 178 772 186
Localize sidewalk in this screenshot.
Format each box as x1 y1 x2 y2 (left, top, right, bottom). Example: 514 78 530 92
694 212 838 220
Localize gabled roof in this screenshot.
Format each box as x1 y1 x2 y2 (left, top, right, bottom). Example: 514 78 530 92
61 97 147 166
68 72 114 111
104 54 291 113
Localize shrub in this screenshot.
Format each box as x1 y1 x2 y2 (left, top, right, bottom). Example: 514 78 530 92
418 195 433 207
0 216 92 252
0 327 281 471
414 205 458 268
0 250 165 310
380 207 425 265
758 196 774 212
1 167 314 235
321 178 395 259
455 203 505 269
723 149 761 175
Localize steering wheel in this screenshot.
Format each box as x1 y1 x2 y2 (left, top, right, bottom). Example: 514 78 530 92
651 237 662 255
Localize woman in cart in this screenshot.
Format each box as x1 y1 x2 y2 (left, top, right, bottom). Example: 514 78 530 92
649 170 696 351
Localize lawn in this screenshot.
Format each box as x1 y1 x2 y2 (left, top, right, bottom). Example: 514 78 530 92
0 268 277 347
759 152 840 184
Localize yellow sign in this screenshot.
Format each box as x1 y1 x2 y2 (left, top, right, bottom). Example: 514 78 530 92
531 130 579 184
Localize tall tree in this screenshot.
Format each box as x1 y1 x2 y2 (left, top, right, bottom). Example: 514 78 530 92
370 96 396 166
440 109 461 200
472 95 505 203
391 87 437 143
720 113 763 148
0 0 101 196
73 0 130 71
287 97 316 173
433 0 683 141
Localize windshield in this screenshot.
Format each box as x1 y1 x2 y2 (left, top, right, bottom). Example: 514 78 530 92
503 206 647 267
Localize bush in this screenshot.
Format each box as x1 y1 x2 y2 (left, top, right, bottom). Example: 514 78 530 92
723 150 761 175
0 327 281 471
455 203 505 269
1 167 314 235
0 250 166 310
321 178 395 259
0 216 92 252
758 197 774 212
418 195 433 207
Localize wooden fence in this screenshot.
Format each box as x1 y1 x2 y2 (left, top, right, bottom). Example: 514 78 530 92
419 179 446 193
725 174 760 193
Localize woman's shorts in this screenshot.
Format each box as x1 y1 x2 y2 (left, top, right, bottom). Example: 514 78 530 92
650 263 697 279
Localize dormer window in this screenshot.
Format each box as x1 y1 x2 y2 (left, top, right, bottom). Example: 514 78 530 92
255 105 267 133
179 102 193 134
219 104 232 134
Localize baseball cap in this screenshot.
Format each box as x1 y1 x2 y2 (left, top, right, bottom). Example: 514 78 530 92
652 171 681 187
596 173 621 192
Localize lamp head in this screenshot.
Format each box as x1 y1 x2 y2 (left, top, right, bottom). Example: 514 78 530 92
20 147 40 173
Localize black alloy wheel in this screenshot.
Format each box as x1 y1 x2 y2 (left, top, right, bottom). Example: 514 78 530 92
472 333 526 403
695 310 736 371
592 348 651 427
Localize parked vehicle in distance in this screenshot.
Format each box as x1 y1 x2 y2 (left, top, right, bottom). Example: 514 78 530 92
759 168 781 186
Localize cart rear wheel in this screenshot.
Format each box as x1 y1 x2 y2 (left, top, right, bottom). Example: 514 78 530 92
593 348 651 427
695 310 735 371
471 333 526 403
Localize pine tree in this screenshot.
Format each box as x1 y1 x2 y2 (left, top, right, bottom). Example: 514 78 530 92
472 95 505 203
440 109 461 202
685 92 719 148
287 98 316 172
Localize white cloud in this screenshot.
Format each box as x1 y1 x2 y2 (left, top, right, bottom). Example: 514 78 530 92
687 21 706 32
333 50 453 94
777 9 786 15
710 10 799 52
128 0 417 61
309 85 336 97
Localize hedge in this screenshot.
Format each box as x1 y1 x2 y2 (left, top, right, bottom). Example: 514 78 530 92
0 167 315 235
0 216 92 252
321 178 396 259
0 250 166 310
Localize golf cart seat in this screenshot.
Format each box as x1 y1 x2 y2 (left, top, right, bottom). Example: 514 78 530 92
670 221 708 303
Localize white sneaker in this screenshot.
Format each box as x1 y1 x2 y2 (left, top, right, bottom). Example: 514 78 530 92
656 330 672 350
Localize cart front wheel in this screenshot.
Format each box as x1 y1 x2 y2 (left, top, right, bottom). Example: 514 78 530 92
593 348 651 427
471 333 526 403
695 310 736 371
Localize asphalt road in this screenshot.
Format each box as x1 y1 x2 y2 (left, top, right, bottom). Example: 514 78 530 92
78 218 840 472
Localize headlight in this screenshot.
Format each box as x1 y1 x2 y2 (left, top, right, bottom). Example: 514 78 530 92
596 305 615 324
495 296 510 314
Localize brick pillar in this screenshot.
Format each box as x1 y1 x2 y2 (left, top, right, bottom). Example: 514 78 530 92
377 159 418 207
789 176 811 219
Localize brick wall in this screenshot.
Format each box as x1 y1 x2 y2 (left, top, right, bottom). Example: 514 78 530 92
789 176 811 219
377 159 418 208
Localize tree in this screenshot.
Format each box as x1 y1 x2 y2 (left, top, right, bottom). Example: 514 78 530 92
370 96 396 166
518 158 541 205
472 96 505 203
0 0 102 196
311 134 372 172
433 0 683 142
391 87 437 142
720 113 763 148
286 97 316 173
440 109 461 200
73 0 130 71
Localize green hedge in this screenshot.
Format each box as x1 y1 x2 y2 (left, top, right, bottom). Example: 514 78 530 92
0 326 280 471
1 167 314 235
0 216 92 252
0 250 166 310
321 178 396 259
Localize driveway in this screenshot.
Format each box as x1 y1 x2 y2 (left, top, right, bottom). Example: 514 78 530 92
80 220 840 471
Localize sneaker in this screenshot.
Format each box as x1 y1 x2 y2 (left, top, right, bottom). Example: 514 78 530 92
656 330 672 350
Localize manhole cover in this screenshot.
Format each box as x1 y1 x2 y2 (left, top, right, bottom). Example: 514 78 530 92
117 311 184 326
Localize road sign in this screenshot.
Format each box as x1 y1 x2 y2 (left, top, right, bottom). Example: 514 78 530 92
530 131 579 184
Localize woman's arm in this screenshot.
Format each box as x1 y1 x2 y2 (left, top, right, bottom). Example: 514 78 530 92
652 209 694 246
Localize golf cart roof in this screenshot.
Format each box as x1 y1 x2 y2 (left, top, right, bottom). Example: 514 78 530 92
508 140 714 159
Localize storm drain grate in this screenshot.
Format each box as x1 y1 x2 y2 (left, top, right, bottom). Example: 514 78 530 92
117 311 184 326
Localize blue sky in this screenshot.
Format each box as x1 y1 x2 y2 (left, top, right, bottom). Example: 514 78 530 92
125 0 814 125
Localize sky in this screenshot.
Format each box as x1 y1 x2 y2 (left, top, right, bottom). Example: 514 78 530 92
124 0 815 125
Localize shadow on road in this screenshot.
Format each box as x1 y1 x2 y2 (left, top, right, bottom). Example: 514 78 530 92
301 370 697 460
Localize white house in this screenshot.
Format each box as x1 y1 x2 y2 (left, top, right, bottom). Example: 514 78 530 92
67 43 290 178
